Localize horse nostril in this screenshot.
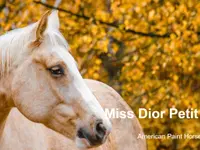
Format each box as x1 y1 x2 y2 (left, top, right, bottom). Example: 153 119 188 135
95 122 107 141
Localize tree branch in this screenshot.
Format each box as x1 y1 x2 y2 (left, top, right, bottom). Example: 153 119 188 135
34 1 170 38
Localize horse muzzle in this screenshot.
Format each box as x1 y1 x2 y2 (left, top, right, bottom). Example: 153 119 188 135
76 120 110 148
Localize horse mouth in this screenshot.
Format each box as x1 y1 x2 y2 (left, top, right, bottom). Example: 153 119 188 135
77 129 85 139
77 128 106 148
76 130 92 149
77 129 92 147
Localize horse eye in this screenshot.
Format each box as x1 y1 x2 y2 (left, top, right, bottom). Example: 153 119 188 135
48 65 64 77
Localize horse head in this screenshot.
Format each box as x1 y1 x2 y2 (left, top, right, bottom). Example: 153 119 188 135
3 11 112 149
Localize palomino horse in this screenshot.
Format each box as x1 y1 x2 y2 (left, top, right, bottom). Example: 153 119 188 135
0 10 112 149
1 80 146 150
0 11 146 150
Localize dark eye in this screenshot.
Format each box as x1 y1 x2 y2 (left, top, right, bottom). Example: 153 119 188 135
48 65 64 77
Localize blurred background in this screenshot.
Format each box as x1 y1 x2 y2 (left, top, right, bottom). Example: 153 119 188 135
1 0 200 149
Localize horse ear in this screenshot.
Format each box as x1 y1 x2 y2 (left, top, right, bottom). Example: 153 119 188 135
30 10 59 48
35 10 51 42
47 10 60 30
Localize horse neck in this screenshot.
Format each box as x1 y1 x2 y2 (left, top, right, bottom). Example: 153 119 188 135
0 26 36 134
0 108 10 136
0 27 33 129
0 81 13 140
0 98 11 138
0 76 13 134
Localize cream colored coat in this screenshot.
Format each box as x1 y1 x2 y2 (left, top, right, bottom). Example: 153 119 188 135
0 79 146 150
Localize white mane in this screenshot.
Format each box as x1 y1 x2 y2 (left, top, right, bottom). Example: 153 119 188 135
0 19 69 78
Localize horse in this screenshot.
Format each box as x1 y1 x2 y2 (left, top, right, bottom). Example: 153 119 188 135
0 10 112 149
1 79 146 150
0 11 146 150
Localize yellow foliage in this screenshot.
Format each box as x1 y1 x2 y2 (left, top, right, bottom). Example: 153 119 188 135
1 0 200 149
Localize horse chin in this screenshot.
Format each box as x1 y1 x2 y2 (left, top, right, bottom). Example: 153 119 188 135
75 137 92 149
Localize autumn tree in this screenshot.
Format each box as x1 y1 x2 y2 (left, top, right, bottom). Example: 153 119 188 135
1 0 200 149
